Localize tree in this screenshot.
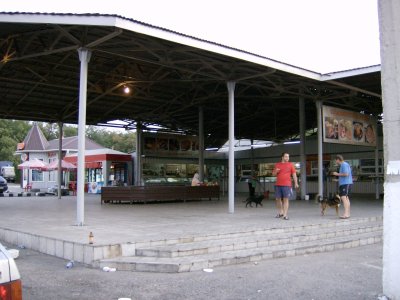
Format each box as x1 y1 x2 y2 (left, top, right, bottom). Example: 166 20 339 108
38 122 58 140
0 119 31 162
0 120 32 181
86 126 136 153
63 125 78 137
37 123 78 139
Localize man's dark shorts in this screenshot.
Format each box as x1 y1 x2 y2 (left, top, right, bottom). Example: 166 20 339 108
275 186 292 199
339 184 352 197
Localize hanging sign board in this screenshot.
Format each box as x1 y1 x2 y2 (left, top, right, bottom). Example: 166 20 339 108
143 133 199 157
322 105 377 147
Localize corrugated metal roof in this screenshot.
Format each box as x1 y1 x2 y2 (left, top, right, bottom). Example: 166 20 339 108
1 11 380 80
0 12 382 147
0 11 322 79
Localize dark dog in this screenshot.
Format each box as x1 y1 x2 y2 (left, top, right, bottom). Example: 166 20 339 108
318 194 341 216
245 194 264 208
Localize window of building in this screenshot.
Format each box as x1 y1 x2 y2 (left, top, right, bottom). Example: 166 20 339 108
32 170 43 182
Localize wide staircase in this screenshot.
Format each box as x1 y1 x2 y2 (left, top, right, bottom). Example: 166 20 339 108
97 216 382 273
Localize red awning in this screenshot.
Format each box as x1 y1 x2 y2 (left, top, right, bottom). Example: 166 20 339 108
85 162 102 169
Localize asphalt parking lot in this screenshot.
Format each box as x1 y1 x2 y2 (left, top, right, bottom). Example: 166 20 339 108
2 241 383 300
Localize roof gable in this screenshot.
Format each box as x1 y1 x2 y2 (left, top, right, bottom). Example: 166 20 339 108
22 123 49 151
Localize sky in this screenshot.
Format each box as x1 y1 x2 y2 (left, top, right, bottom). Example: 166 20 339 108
1 0 381 73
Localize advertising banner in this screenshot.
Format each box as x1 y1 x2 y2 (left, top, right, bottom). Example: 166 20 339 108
322 105 377 147
143 133 199 157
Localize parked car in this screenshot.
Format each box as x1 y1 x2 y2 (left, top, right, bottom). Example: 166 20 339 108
0 166 15 183
0 243 22 300
0 162 15 182
0 175 8 193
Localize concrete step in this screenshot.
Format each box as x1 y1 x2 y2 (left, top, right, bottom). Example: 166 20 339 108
98 217 382 273
99 230 382 273
130 216 382 250
135 221 382 258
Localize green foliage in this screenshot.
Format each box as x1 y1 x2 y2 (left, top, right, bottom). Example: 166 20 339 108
111 131 136 153
0 120 31 181
86 126 136 153
0 119 31 145
0 135 18 162
0 120 30 163
37 122 78 140
63 125 78 137
38 122 58 140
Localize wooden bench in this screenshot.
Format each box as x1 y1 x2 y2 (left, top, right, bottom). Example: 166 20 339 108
101 185 220 204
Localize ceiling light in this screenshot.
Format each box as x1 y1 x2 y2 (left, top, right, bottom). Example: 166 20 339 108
283 140 300 145
123 86 130 94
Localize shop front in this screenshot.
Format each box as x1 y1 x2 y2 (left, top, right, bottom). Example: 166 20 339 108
141 159 225 186
137 132 226 186
64 149 133 194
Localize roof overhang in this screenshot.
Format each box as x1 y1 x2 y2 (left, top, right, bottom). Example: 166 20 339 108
0 12 382 147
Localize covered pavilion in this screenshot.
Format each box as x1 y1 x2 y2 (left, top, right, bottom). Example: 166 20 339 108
0 12 382 224
0 12 381 143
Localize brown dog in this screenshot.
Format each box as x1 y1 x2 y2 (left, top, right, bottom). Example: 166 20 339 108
318 194 341 216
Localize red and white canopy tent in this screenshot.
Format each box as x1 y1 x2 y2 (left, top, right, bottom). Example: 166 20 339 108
43 159 77 171
44 159 77 198
18 158 48 171
18 158 49 189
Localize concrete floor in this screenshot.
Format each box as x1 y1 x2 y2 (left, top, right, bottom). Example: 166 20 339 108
0 184 383 246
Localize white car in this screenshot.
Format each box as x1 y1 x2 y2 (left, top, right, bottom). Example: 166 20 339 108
0 243 22 300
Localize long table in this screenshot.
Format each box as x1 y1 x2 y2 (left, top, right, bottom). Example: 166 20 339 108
101 185 220 204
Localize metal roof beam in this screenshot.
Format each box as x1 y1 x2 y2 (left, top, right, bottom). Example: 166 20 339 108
326 80 382 98
86 29 122 48
4 45 79 62
54 25 82 45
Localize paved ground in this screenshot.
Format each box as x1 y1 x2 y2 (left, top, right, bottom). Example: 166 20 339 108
0 184 385 299
0 184 383 246
2 240 383 300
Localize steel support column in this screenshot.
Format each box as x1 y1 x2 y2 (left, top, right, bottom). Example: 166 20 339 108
57 122 63 199
135 122 143 186
316 101 323 199
76 48 91 226
299 97 307 199
227 81 236 214
198 107 205 182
